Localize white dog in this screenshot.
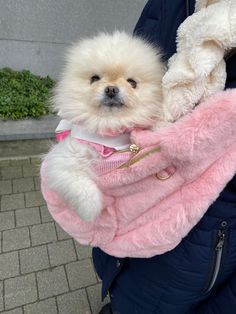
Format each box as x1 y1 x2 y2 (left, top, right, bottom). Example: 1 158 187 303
44 31 164 221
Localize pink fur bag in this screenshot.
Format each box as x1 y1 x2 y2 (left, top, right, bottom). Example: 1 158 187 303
40 90 236 258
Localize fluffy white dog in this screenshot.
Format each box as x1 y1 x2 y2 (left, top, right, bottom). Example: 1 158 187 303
44 31 164 221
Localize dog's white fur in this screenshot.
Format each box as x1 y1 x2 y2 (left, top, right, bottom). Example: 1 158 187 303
45 31 164 221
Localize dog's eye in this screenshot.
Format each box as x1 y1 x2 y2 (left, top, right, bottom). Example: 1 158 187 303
90 75 101 84
127 78 137 89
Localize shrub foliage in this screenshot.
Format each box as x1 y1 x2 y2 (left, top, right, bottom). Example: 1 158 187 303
0 68 55 120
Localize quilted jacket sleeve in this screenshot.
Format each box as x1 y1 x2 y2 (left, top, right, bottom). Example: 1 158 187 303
195 272 236 313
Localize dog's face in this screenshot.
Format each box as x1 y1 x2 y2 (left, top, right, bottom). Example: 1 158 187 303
53 32 165 134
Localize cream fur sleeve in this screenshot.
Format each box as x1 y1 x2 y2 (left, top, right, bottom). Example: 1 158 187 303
162 0 236 122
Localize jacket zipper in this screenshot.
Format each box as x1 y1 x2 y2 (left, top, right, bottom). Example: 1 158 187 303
206 230 226 292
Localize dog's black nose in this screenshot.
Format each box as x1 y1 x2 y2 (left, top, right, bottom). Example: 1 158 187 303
105 86 119 98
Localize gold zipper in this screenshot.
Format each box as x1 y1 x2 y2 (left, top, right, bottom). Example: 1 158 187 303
113 148 132 154
114 143 141 155
118 146 161 168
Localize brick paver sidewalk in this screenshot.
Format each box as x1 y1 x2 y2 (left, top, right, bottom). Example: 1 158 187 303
0 157 109 314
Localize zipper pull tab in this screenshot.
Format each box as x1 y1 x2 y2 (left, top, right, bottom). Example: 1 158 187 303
129 144 140 154
215 231 225 251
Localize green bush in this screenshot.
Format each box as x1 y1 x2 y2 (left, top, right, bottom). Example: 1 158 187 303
0 68 55 120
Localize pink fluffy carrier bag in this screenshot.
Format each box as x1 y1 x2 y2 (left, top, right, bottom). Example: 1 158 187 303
40 90 236 258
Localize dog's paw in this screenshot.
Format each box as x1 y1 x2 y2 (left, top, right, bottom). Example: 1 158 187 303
74 188 104 222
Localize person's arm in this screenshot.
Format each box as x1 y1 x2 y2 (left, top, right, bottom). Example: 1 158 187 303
133 0 194 61
133 0 153 35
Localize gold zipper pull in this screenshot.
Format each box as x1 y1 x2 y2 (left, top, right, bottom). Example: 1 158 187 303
129 144 140 153
126 144 140 167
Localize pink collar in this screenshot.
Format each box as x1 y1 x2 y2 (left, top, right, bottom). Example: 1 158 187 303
55 120 131 158
76 138 116 157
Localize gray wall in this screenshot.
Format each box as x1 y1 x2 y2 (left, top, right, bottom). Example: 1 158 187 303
0 0 147 78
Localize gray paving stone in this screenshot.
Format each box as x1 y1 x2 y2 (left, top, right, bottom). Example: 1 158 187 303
34 177 40 190
66 260 97 290
1 166 23 179
1 139 54 157
55 223 71 240
25 191 45 207
20 245 50 274
0 251 19 280
37 266 69 299
30 222 57 246
13 177 34 193
57 289 91 314
87 284 102 314
0 211 15 231
3 227 30 252
0 232 2 253
1 193 25 211
30 157 42 165
0 281 3 311
15 207 41 227
5 274 37 310
0 180 12 195
48 239 77 266
40 205 53 223
10 158 30 166
24 298 57 314
22 164 39 178
1 308 23 314
74 241 92 260
87 284 110 314
0 160 10 167
0 157 108 311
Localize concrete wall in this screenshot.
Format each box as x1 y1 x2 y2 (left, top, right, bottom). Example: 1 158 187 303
0 0 147 78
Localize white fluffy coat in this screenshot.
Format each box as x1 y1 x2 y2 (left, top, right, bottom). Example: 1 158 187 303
162 0 236 121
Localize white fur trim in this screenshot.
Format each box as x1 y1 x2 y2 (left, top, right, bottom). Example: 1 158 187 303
162 0 236 122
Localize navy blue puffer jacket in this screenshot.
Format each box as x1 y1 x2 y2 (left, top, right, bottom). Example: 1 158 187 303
93 1 236 313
